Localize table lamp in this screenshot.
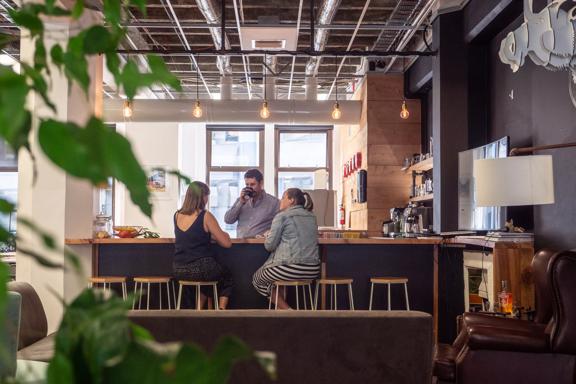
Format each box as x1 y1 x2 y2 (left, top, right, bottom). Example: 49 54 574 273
473 155 555 207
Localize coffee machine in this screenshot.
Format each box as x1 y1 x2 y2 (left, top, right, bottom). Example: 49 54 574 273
384 207 404 237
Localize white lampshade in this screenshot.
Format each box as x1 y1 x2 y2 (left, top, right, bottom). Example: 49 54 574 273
473 155 555 207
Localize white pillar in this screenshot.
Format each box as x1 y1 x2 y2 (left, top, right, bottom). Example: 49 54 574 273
220 76 232 100
16 11 103 332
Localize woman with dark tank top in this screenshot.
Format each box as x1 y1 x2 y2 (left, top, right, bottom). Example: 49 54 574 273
174 181 233 309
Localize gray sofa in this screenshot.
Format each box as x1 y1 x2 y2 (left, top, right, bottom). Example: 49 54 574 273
129 310 434 384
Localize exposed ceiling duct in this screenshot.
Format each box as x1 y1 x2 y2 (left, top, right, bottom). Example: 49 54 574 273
195 0 232 75
305 0 342 76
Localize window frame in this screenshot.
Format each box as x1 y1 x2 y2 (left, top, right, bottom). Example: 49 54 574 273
274 125 333 196
206 125 265 186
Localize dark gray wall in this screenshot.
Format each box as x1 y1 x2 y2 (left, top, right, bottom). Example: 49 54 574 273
490 18 576 250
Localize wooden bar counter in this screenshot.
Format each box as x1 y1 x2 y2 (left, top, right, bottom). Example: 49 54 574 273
67 237 441 334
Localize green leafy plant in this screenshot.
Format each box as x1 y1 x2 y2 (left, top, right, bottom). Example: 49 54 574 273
0 0 274 382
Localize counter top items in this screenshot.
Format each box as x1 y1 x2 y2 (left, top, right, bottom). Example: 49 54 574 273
93 211 112 239
113 226 143 238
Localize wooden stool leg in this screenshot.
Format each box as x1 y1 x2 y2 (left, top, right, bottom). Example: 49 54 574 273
404 283 410 311
172 281 177 307
146 283 151 310
303 285 307 310
295 285 299 310
213 284 219 310
334 284 338 311
387 283 391 311
275 283 279 310
369 282 374 310
314 283 319 310
348 283 354 310
177 283 183 310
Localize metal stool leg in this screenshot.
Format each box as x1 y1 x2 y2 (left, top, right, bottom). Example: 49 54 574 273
213 284 219 310
177 283 183 310
146 283 151 310
334 284 338 310
268 288 273 310
314 282 319 310
196 285 201 310
404 283 410 310
159 283 162 310
308 285 314 310
172 281 177 307
122 282 127 300
303 285 307 310
369 282 374 310
165 282 171 309
330 284 334 310
138 282 144 310
348 283 354 310
387 283 391 311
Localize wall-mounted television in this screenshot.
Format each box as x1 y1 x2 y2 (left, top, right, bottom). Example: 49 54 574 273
458 136 509 231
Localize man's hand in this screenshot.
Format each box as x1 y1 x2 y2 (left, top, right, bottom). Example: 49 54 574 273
240 187 254 203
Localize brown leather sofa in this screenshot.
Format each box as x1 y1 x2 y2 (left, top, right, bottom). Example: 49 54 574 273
445 250 576 384
129 310 434 384
7 281 55 362
434 249 556 382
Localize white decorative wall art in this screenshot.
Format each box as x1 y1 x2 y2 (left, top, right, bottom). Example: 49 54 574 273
499 0 576 106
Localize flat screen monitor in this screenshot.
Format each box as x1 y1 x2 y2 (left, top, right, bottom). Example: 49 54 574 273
458 136 509 231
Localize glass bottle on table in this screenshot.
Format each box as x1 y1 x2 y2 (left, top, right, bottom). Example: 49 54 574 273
498 280 513 314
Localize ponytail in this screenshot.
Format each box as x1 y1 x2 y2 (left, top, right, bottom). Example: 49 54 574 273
302 192 314 212
284 188 314 211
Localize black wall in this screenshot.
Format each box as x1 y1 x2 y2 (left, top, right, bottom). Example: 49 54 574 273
489 15 576 250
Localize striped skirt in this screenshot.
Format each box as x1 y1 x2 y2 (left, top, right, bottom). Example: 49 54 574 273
252 263 321 297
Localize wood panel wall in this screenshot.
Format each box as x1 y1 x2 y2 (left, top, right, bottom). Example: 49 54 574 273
340 73 421 233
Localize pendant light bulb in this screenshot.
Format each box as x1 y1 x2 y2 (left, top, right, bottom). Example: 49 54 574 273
260 101 270 119
192 100 203 118
122 100 133 118
331 102 342 120
400 100 410 120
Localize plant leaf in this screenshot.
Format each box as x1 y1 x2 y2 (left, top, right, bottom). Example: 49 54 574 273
102 0 121 26
47 353 75 384
128 0 147 14
18 246 63 269
38 118 152 218
83 26 115 54
0 66 32 152
72 0 84 19
147 55 182 91
9 7 43 37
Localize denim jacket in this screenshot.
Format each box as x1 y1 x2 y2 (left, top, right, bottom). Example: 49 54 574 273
263 205 320 268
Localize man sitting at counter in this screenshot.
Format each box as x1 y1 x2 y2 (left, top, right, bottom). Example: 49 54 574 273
224 169 279 238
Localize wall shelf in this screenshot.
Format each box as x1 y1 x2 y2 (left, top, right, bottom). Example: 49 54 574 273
404 157 433 173
410 193 434 203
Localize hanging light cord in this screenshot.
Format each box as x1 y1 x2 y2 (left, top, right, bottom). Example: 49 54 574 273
196 62 199 100
264 54 267 101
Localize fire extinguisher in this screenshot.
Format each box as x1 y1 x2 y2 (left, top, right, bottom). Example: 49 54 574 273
339 204 346 228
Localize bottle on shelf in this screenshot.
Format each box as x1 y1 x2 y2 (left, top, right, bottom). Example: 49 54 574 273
498 280 513 314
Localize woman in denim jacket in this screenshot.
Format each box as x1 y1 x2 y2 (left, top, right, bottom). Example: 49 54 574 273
252 188 320 309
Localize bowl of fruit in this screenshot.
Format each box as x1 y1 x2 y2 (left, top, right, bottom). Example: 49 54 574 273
113 226 143 238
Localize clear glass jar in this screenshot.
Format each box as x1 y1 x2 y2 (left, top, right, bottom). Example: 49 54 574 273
93 212 112 239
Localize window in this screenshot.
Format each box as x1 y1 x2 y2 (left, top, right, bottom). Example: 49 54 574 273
0 140 17 251
207 126 264 236
275 126 333 196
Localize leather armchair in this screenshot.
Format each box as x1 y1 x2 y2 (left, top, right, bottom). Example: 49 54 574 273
455 250 576 384
434 249 556 383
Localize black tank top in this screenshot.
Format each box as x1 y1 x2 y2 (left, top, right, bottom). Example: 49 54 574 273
173 210 213 267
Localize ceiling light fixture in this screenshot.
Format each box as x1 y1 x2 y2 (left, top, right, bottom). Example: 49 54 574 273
331 56 342 120
122 100 133 119
192 62 203 118
400 58 410 120
260 54 270 119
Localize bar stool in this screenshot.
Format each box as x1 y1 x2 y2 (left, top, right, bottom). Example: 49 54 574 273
314 278 355 310
269 280 314 310
133 276 173 310
369 277 410 310
176 280 219 310
89 276 127 300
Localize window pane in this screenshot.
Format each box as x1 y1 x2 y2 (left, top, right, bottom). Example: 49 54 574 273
211 131 259 167
209 172 245 237
279 132 326 168
0 172 18 237
96 178 113 217
277 172 315 197
0 141 17 168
